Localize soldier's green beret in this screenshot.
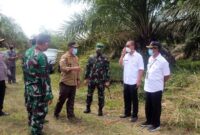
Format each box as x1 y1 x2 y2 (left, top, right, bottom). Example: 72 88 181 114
96 43 104 49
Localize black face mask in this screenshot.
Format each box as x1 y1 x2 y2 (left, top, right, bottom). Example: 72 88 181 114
96 49 102 56
10 47 13 50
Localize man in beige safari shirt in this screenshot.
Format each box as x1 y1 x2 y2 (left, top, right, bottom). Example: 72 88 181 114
54 41 80 120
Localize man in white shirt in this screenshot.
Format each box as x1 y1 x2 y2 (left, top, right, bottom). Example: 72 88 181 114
119 40 144 122
141 41 170 132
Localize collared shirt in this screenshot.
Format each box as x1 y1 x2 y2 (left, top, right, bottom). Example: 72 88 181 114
7 50 17 67
123 51 144 85
60 52 80 86
144 54 170 93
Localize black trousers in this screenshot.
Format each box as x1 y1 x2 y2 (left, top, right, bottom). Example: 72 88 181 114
0 80 6 112
123 84 138 117
8 66 16 83
145 91 162 127
54 82 76 118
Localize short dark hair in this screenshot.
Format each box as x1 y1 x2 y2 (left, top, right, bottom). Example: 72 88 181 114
36 33 50 45
127 40 137 49
68 41 76 48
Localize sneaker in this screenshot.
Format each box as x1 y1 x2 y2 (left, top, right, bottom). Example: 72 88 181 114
130 117 138 122
119 114 131 118
0 111 9 116
148 126 160 132
141 122 151 127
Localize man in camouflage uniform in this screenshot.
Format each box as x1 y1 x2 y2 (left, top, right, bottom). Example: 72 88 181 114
83 43 110 116
22 33 53 135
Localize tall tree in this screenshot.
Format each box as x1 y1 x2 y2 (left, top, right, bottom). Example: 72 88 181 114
0 13 28 50
62 0 172 51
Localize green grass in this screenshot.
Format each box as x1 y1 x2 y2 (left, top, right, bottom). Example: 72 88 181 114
175 60 200 72
1 58 200 135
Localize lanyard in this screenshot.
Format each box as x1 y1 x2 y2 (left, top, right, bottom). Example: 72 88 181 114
146 59 157 79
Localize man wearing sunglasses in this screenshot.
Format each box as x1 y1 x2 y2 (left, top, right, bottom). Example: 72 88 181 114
141 41 170 132
119 40 144 122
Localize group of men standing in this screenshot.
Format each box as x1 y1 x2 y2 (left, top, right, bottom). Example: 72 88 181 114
21 33 170 135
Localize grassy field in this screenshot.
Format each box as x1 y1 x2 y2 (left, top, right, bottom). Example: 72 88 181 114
0 59 200 135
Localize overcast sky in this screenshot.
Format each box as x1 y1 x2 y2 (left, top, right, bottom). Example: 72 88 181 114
0 0 86 37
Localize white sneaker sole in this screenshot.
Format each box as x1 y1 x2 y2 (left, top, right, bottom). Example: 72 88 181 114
149 126 160 132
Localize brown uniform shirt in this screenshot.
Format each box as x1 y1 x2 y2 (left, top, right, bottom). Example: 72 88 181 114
59 52 80 86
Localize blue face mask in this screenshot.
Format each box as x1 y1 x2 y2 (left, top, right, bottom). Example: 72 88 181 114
148 49 153 56
72 48 78 55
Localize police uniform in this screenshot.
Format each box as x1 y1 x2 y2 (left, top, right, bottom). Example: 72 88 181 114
84 43 110 116
22 47 53 135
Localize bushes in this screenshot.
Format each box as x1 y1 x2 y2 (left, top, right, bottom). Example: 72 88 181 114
109 60 123 82
175 60 200 72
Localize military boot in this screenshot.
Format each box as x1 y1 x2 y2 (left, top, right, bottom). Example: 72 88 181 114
83 105 91 113
98 107 103 116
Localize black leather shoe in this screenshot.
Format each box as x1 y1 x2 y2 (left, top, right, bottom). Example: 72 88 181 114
119 114 131 118
130 117 138 122
54 114 59 119
68 116 81 122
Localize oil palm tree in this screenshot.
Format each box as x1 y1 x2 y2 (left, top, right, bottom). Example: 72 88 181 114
63 0 172 50
164 0 200 59
0 13 28 49
62 0 199 62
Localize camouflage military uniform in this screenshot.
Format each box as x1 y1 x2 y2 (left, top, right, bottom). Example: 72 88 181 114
84 54 110 112
22 47 53 135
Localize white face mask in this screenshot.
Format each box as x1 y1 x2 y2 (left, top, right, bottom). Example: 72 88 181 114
126 47 131 53
72 48 78 55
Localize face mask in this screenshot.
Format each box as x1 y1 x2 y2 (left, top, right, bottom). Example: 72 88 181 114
96 48 102 55
72 48 78 55
126 47 131 53
10 47 13 50
148 49 154 56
